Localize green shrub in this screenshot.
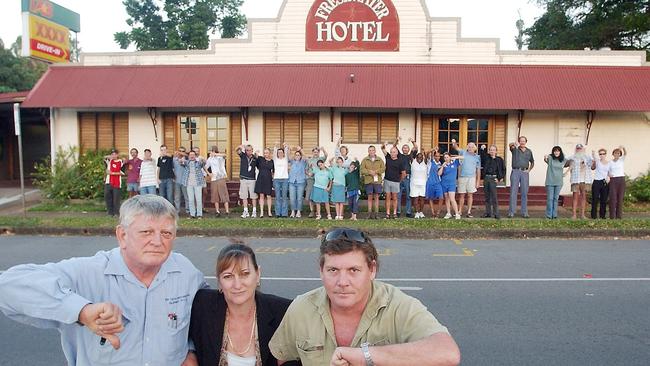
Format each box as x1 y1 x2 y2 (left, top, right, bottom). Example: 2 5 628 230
33 146 110 202
627 170 650 202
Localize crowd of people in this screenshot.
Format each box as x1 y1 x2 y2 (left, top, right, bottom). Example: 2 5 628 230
0 195 461 365
104 137 629 220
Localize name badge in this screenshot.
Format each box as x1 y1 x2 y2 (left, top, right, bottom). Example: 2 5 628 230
373 175 378 182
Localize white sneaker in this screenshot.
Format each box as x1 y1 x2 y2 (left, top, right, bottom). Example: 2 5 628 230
444 213 452 219
289 211 295 218
250 212 257 218
296 211 301 218
419 212 425 218
455 213 461 220
241 210 249 218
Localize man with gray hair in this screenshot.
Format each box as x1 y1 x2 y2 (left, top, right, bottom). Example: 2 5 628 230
0 195 207 365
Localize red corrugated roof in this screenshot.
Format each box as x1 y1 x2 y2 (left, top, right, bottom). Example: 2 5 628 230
0 91 29 104
22 64 650 111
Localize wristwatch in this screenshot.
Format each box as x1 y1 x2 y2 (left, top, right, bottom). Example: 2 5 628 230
360 342 374 366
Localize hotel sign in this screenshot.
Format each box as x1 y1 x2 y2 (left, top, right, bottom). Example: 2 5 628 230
306 0 400 51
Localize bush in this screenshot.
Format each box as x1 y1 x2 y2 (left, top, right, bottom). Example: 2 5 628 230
33 146 110 201
627 171 650 202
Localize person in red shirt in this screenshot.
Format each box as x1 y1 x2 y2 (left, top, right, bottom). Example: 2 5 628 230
104 149 125 216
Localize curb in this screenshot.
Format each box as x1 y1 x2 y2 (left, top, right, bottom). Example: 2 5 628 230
2 226 649 239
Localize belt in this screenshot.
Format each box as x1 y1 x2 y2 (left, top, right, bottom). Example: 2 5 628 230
485 174 497 177
513 168 528 171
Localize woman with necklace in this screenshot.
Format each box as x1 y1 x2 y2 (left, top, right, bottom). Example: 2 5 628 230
189 243 297 366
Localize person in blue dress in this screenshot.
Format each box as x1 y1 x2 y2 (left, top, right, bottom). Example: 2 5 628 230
311 159 333 220
425 149 444 218
439 152 461 219
330 157 348 220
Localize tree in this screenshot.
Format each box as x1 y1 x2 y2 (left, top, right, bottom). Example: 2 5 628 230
526 0 650 59
0 37 48 93
114 0 246 51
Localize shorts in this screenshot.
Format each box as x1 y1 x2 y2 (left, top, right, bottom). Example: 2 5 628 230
126 182 139 192
311 187 329 203
571 182 590 192
383 180 400 193
457 176 477 194
365 183 383 195
239 179 258 200
441 182 456 194
305 179 315 202
211 178 229 203
330 185 346 203
410 184 426 198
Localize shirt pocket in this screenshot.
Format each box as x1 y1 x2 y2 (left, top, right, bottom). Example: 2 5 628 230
161 299 192 360
296 339 325 365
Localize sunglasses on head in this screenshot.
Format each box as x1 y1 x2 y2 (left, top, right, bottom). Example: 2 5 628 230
324 228 367 243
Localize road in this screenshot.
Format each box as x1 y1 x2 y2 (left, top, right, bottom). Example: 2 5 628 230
0 235 649 365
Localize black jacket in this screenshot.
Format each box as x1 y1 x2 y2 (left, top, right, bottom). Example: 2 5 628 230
189 289 300 366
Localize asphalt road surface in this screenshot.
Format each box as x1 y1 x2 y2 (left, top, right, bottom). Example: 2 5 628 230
0 235 648 365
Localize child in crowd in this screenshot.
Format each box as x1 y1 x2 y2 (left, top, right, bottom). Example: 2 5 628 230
329 157 347 220
346 160 361 221
410 152 428 218
426 149 444 218
439 152 461 219
311 159 333 220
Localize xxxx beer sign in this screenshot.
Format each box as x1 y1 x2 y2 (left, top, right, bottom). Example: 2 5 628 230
21 0 80 63
24 14 70 63
306 0 400 51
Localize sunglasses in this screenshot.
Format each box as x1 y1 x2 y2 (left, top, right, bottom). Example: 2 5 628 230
324 228 367 243
599 153 606 155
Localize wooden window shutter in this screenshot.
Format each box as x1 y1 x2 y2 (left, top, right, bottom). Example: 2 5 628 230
264 113 283 150
341 113 359 143
379 113 398 143
78 112 97 153
301 113 319 150
494 114 507 155
283 113 301 149
163 113 177 148
230 113 242 180
96 113 114 150
360 113 378 143
113 112 129 154
420 114 434 151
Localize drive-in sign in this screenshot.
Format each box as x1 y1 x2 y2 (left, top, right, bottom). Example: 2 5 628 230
306 0 400 51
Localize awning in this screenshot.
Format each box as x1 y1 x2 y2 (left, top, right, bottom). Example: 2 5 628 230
22 63 650 111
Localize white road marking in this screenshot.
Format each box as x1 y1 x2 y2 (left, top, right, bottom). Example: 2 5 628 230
2 272 647 283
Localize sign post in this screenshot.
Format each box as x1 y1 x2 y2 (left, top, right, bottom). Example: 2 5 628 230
13 103 27 217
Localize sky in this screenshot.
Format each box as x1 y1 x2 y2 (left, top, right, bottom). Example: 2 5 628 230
0 0 544 53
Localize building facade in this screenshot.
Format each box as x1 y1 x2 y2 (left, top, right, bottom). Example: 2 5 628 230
23 0 650 190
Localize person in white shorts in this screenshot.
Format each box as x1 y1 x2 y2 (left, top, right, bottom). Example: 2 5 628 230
410 152 428 218
452 140 481 218
236 144 258 218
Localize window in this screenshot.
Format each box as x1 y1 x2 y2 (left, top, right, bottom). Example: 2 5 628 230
78 112 129 154
421 115 497 153
263 112 319 149
341 112 398 144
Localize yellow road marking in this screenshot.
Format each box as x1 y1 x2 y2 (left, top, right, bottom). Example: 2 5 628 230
432 248 475 257
452 239 463 246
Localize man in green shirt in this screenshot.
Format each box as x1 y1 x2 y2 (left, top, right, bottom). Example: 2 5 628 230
269 228 460 366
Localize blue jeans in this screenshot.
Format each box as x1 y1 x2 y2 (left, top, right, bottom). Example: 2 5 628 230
159 178 174 204
545 185 562 218
347 191 359 214
289 181 306 212
397 176 411 215
273 179 289 217
509 169 530 216
186 185 203 217
140 185 157 195
174 182 189 213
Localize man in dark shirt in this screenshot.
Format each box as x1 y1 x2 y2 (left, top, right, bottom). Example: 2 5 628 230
383 146 407 219
479 144 506 219
237 144 258 218
157 145 175 204
382 137 418 217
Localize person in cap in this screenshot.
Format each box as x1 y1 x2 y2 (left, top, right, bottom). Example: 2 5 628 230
269 228 460 366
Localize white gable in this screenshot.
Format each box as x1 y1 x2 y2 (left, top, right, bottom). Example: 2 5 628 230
81 0 646 66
